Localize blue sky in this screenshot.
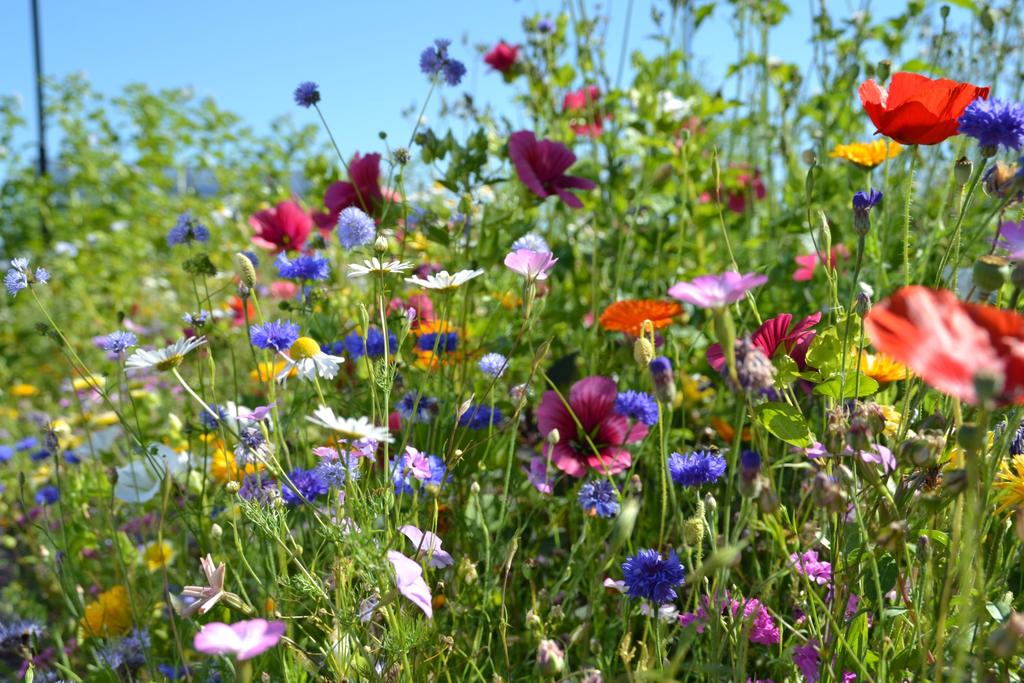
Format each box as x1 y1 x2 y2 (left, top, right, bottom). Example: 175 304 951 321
1 0 835 156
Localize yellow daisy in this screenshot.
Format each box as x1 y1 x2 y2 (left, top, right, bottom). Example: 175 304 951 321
143 540 176 572
81 586 133 638
830 140 902 169
995 455 1024 515
860 353 911 383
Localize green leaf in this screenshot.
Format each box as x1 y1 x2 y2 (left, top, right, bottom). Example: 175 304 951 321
813 373 880 399
805 328 844 376
754 402 813 447
774 354 800 386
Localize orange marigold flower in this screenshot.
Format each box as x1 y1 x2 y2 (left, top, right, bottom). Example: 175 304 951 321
599 299 682 336
829 140 902 168
81 586 133 638
859 352 911 383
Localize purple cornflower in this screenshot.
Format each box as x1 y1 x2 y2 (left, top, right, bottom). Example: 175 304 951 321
995 220 1024 259
649 356 676 402
293 81 320 108
167 213 210 246
789 549 832 585
668 451 727 488
280 467 328 505
536 19 555 33
238 473 275 504
614 390 659 426
667 271 767 308
101 330 138 354
458 404 501 430
621 549 685 603
199 404 228 430
313 449 361 488
578 479 620 518
274 251 330 281
419 38 466 86
478 353 509 378
337 206 376 249
182 310 210 327
958 97 1024 152
250 319 300 352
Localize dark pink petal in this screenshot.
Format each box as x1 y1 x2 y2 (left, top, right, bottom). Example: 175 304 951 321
324 181 356 213
536 390 577 437
535 138 577 177
568 376 618 433
548 442 588 478
586 447 631 474
509 131 550 198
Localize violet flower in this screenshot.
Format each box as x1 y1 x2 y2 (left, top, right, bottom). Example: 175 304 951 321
668 271 768 308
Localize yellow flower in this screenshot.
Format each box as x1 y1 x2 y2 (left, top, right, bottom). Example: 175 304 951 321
251 360 295 382
211 447 265 483
681 374 714 405
876 403 902 438
10 383 39 398
859 353 911 383
405 232 430 251
143 540 176 572
72 375 106 392
81 586 133 638
830 140 902 169
90 411 121 427
995 455 1024 514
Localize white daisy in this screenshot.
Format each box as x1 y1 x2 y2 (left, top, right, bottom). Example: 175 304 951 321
277 336 344 383
306 406 393 443
348 258 415 278
125 336 207 372
405 268 485 291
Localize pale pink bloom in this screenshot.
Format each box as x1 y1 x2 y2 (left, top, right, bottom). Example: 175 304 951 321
386 550 433 618
406 446 432 480
193 618 285 661
504 249 558 281
178 554 230 618
667 271 768 308
399 525 454 568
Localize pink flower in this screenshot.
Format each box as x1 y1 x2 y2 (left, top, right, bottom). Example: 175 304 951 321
563 86 605 137
668 271 768 308
405 446 432 480
399 525 454 568
508 130 596 209
792 246 850 282
524 456 554 494
193 619 285 661
317 152 385 227
270 281 299 299
536 376 647 478
249 201 313 253
707 312 821 373
386 550 433 618
793 640 820 682
789 549 832 585
504 249 558 281
484 41 519 74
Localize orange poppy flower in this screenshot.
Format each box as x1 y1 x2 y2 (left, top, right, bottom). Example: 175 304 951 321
599 299 682 336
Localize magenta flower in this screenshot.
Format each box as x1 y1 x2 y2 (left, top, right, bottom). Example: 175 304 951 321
504 249 558 281
668 271 768 308
536 376 647 478
386 550 433 618
399 525 454 568
193 619 285 661
793 640 820 682
707 312 821 373
508 130 596 209
995 220 1024 259
789 549 832 585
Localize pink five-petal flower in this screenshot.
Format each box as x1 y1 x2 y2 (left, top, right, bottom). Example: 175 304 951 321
484 41 519 74
405 446 432 480
789 549 832 585
386 550 433 618
316 152 385 228
707 312 821 373
563 85 605 137
399 525 454 568
793 253 819 282
508 130 596 209
193 619 286 661
504 249 558 281
249 201 313 254
667 271 768 308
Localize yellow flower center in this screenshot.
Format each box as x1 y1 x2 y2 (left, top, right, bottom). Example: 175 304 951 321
290 336 321 360
155 354 184 372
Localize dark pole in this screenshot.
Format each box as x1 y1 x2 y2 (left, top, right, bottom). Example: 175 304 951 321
30 0 51 242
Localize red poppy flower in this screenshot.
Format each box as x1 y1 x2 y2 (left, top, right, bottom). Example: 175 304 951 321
316 152 385 228
249 201 313 253
508 130 596 209
707 312 822 373
537 376 647 477
858 72 989 146
864 286 1024 406
563 85 605 137
228 296 256 327
484 41 519 74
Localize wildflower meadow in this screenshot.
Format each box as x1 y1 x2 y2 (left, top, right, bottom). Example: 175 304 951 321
5 1 1024 681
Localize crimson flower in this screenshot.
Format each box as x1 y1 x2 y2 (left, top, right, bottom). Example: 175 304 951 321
484 41 519 74
858 72 989 145
508 130 596 209
537 376 647 478
249 201 313 253
316 152 385 228
864 286 1024 406
707 312 821 373
563 85 605 137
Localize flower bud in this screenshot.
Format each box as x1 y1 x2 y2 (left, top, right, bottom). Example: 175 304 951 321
943 469 968 495
957 423 986 452
225 480 240 493
633 337 655 366
954 156 973 186
757 487 780 514
547 429 560 446
973 254 1010 294
1015 508 1024 544
683 517 705 546
877 520 908 552
210 523 223 539
536 639 565 676
876 59 891 82
234 252 257 288
916 534 931 563
649 356 676 403
374 234 389 252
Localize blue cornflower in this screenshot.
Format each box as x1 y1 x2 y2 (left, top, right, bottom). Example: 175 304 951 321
250 319 300 352
293 81 321 108
281 467 329 505
443 59 467 86
668 450 727 488
182 310 210 327
511 232 550 252
419 38 467 86
614 390 659 427
459 404 502 430
157 664 191 680
199 404 228 430
166 213 210 246
958 97 1024 152
537 19 555 33
344 327 396 360
275 251 331 281
397 390 438 423
0 446 12 463
417 331 458 354
337 206 376 249
101 330 137 354
740 449 762 474
4 257 48 297
321 340 346 356
621 549 685 603
35 485 59 506
578 479 620 518
852 188 883 212
241 250 259 267
15 437 38 452
649 356 675 402
238 473 275 504
99 628 149 671
314 454 361 488
478 353 509 378
30 449 51 462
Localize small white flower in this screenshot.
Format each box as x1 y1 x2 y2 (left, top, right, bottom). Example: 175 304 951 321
114 444 192 503
306 406 393 443
405 268 485 291
125 336 207 372
276 337 344 383
348 258 415 278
